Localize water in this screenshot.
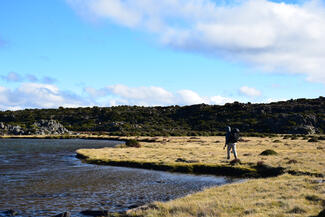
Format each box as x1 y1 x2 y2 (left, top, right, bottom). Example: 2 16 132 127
0 139 238 216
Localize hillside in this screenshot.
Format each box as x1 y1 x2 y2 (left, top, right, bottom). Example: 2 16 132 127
0 97 324 136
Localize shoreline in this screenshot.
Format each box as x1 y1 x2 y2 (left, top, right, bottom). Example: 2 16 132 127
76 152 286 179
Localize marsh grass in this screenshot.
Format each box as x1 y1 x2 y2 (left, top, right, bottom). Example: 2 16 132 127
77 136 325 176
76 136 325 217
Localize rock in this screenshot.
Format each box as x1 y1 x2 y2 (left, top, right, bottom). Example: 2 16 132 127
33 120 70 135
52 211 71 217
0 120 70 135
80 210 109 216
293 125 317 134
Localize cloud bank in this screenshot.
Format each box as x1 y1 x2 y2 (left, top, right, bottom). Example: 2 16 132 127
86 84 234 106
0 82 234 110
67 0 325 83
0 83 88 110
239 86 262 97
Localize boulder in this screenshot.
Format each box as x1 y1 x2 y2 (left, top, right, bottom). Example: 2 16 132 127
33 120 70 135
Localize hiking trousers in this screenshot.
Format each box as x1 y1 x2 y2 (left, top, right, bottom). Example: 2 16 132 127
227 143 237 159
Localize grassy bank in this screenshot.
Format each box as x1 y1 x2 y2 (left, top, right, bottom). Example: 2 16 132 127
128 174 324 217
77 136 324 176
76 136 325 216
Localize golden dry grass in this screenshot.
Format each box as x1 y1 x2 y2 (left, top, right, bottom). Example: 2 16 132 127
77 136 325 175
130 174 324 217
76 136 325 217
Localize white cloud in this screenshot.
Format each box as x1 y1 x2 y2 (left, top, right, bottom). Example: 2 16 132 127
87 84 234 106
0 83 88 110
176 89 207 105
107 84 174 105
67 0 325 84
264 97 288 103
239 86 262 97
210 95 234 104
0 82 234 110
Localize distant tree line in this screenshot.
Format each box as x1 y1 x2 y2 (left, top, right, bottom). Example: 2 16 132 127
0 97 324 136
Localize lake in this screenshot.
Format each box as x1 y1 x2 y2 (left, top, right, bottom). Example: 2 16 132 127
0 139 238 216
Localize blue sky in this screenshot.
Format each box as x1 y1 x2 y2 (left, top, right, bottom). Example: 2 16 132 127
0 0 325 110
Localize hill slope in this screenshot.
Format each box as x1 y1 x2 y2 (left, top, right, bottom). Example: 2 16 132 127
0 97 324 135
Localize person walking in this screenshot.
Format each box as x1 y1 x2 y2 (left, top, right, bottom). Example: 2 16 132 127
224 126 239 160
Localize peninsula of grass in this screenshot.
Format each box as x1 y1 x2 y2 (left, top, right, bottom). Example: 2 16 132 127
77 136 324 177
76 136 325 217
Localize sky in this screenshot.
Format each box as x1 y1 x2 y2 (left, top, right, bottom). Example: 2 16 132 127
0 0 325 110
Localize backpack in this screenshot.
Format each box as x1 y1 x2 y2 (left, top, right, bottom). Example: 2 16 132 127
229 128 240 143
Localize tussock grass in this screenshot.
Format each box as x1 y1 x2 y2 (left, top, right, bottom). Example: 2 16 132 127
76 136 325 217
260 149 278 156
77 136 325 176
128 174 325 217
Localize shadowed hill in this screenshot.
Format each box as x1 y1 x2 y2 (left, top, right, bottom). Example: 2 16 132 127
0 97 324 136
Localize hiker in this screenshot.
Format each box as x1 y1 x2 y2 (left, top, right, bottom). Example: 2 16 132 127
224 126 239 160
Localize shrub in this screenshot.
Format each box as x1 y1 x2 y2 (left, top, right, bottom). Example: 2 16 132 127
288 207 306 214
308 138 319 143
260 149 278 156
290 135 298 140
273 139 281 143
305 195 323 202
318 136 325 140
125 139 141 148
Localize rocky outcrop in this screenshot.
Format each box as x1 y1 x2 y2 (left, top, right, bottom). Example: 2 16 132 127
264 114 319 134
0 120 70 135
0 122 25 135
33 120 70 135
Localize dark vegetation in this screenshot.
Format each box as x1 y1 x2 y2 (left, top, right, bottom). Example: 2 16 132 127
125 139 141 148
0 97 324 136
260 149 278 156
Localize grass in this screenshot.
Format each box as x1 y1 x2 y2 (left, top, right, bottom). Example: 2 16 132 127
2 134 325 216
77 136 325 176
128 174 325 217
76 136 325 217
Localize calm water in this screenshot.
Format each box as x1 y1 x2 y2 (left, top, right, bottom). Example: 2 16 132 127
0 139 238 216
